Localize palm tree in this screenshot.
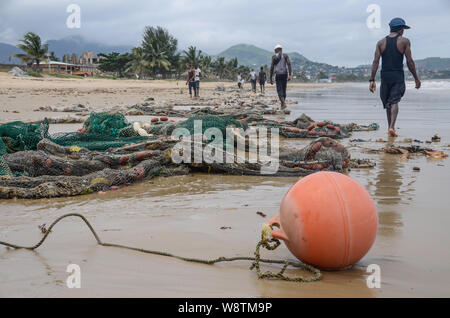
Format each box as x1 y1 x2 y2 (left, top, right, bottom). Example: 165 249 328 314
126 47 148 79
182 46 203 67
199 55 212 77
142 26 177 76
10 32 48 71
212 57 227 79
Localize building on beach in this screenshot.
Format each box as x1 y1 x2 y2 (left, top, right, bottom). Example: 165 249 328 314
35 51 100 76
35 60 97 76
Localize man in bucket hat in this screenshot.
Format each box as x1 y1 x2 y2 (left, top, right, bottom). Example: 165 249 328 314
369 17 421 137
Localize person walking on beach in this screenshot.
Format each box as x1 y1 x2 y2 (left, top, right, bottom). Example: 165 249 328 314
249 68 257 93
270 44 292 109
186 64 195 98
369 17 421 137
258 66 266 94
194 64 201 98
237 73 242 89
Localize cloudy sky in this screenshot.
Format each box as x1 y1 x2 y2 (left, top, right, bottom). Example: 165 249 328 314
0 0 449 66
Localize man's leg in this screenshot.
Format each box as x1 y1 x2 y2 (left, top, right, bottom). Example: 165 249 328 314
281 75 288 109
389 103 399 130
385 107 391 128
275 75 283 107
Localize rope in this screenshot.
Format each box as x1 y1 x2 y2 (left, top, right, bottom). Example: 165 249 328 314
0 213 321 283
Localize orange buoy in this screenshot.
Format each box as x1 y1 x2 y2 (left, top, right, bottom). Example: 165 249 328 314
267 171 377 270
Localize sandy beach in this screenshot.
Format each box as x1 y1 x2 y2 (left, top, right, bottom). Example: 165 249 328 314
0 72 331 122
1 73 450 297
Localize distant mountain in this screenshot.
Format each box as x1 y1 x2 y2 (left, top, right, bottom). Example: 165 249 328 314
415 57 450 71
216 43 343 78
217 44 273 66
0 42 22 64
45 36 133 59
216 44 310 67
1 36 133 64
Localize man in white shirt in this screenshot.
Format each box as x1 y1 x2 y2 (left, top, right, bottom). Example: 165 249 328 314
194 65 201 98
249 69 257 92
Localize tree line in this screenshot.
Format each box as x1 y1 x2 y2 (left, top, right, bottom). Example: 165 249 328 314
97 26 253 80
10 27 262 80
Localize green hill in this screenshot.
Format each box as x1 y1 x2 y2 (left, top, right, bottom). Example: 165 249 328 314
415 57 450 71
217 44 273 67
217 44 310 67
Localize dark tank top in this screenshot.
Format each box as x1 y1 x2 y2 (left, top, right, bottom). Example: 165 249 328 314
381 35 405 83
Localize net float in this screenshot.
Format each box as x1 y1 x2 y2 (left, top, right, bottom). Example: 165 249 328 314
151 118 159 123
316 122 325 127
267 171 378 270
311 142 322 153
307 124 315 131
160 117 169 121
327 124 335 130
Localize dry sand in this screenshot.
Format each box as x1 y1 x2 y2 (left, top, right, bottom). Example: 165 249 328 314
0 72 331 122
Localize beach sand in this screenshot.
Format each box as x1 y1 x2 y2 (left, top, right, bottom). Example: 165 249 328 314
1 73 450 297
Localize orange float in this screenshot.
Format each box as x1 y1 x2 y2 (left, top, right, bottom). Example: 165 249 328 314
267 171 377 270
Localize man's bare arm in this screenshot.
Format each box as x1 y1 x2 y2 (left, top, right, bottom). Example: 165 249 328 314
370 41 381 81
404 39 419 82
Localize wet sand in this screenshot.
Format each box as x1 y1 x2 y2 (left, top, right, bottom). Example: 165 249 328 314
1 76 450 297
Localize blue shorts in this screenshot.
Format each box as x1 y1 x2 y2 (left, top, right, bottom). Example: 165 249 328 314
188 81 195 94
194 80 200 89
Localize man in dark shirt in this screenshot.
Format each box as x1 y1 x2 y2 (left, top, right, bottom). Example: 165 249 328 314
369 17 421 137
185 64 195 98
270 44 292 109
258 66 266 94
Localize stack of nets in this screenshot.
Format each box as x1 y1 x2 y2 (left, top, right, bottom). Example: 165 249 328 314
175 115 246 138
147 115 247 144
0 113 152 161
0 120 50 176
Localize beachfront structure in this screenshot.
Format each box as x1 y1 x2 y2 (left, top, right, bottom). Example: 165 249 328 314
35 60 97 76
79 51 99 65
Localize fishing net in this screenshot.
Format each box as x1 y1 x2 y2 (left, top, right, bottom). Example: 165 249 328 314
50 132 150 151
173 115 246 141
82 112 129 136
0 119 50 153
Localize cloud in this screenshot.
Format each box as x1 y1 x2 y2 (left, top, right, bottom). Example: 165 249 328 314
0 0 449 66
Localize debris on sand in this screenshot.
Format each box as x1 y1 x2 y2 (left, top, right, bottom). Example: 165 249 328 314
8 67 29 77
431 134 441 142
256 211 267 218
35 104 89 113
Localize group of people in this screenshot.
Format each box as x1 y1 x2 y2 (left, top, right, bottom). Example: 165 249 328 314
185 64 202 98
236 44 292 110
184 17 421 137
237 67 267 94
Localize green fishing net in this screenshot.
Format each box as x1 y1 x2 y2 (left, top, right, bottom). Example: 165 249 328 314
82 112 129 136
174 115 245 136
